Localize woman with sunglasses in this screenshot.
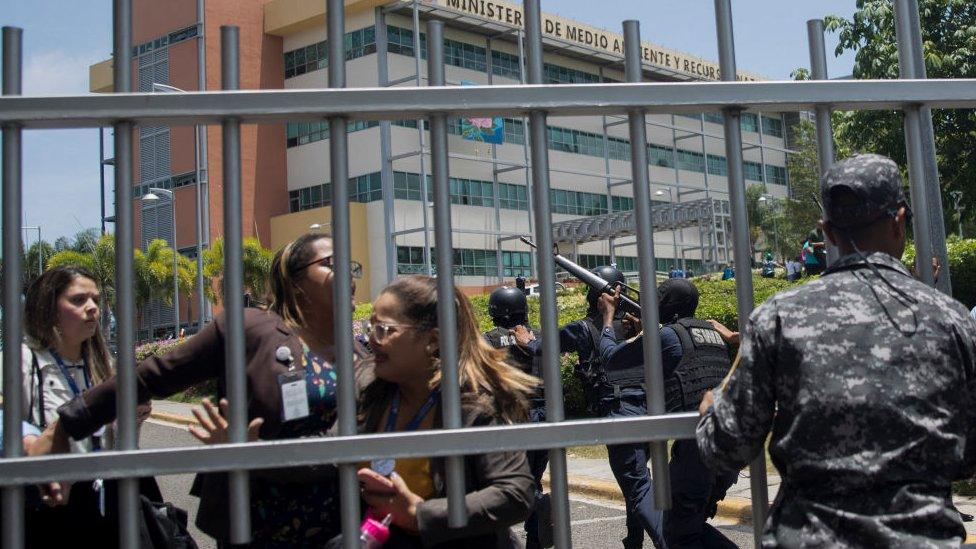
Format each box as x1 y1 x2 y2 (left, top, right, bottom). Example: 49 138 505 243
345 275 537 548
45 232 365 547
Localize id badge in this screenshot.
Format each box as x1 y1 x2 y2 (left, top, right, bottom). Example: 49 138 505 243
278 371 310 422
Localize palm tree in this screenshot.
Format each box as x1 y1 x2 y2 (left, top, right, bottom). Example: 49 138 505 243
202 237 273 304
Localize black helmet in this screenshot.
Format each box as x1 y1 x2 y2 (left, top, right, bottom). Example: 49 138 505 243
657 278 699 324
586 265 625 311
488 286 529 328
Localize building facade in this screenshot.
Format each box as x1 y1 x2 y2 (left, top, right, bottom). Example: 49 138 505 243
91 0 794 313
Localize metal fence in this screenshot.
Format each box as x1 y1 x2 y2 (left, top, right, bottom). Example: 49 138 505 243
1 0 971 547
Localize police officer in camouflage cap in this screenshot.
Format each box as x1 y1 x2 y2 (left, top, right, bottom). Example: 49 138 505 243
696 153 976 546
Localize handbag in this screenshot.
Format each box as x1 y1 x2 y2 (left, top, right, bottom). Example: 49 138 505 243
138 494 199 549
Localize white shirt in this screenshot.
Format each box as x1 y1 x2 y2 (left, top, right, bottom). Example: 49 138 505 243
0 344 96 453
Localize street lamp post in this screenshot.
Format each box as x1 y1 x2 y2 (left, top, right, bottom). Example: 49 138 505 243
22 226 41 275
151 83 207 331
142 188 180 337
758 194 780 261
655 188 680 271
950 190 965 238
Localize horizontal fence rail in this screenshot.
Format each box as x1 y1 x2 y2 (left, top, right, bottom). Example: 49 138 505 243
0 413 700 485
0 79 974 128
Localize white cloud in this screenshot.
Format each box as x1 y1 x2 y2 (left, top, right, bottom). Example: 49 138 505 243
23 49 103 96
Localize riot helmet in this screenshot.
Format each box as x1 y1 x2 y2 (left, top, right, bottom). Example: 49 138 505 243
657 278 699 324
488 286 529 328
586 265 625 317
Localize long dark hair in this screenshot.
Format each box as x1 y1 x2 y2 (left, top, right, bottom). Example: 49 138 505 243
266 232 333 328
24 266 113 383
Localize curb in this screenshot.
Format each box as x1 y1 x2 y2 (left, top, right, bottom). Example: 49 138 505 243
149 410 199 427
544 474 752 525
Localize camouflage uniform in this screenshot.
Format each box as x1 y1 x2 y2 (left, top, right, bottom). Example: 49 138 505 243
696 154 976 547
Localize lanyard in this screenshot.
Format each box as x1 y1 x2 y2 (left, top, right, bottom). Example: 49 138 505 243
384 387 440 433
48 349 101 453
48 349 91 397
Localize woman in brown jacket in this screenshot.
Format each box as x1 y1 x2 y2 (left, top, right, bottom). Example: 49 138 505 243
50 232 363 546
350 275 538 548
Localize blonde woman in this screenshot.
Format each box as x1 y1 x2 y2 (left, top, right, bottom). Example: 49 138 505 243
350 275 537 548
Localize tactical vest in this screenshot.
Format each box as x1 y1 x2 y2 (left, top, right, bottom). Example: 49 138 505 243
483 326 543 379
578 318 645 394
663 318 732 413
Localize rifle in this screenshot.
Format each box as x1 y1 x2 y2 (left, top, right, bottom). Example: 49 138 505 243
519 236 642 316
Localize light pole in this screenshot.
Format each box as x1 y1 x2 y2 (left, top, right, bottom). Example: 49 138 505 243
655 188 680 271
142 188 180 337
151 82 208 331
950 190 965 238
758 194 780 261
22 226 41 275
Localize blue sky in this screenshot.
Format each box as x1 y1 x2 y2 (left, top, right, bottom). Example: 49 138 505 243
5 0 858 242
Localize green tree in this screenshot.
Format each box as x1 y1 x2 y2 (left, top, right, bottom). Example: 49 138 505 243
202 237 273 303
24 240 54 286
824 0 976 224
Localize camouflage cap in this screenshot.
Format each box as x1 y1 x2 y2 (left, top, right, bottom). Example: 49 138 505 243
821 153 907 228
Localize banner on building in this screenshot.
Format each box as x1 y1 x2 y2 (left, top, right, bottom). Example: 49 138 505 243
460 80 504 144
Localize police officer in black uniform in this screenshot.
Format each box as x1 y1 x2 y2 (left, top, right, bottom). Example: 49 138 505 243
598 278 736 548
483 282 553 549
514 266 666 549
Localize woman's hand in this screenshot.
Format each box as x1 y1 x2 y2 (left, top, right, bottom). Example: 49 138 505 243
188 398 263 444
707 319 739 345
23 422 72 506
136 402 152 425
358 468 424 532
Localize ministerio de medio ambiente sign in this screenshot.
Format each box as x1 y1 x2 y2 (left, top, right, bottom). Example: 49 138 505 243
436 0 761 82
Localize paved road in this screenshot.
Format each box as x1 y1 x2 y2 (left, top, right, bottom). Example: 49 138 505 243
140 419 754 548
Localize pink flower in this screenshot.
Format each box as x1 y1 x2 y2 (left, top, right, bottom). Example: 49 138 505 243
468 117 494 129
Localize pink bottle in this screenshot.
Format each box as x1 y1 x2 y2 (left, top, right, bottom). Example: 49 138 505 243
359 510 392 548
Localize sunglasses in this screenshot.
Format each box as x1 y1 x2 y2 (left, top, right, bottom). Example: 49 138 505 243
294 255 364 279
361 320 419 342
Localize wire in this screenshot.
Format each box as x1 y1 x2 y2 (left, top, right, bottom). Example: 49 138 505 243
845 232 918 337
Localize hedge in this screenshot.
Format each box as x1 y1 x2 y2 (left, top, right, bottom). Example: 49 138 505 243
902 236 976 308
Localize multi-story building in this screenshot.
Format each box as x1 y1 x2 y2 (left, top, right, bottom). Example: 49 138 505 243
90 0 794 330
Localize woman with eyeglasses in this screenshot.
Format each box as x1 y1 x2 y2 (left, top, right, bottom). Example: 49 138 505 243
44 232 366 547
338 275 537 548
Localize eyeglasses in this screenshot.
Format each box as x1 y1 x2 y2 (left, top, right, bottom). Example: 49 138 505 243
294 255 364 279
362 320 418 342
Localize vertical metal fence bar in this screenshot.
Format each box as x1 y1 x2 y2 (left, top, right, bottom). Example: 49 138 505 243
623 20 672 510
195 0 208 329
326 2 361 547
375 7 397 285
486 37 505 284
426 20 469 528
807 19 839 266
516 30 536 277
713 0 768 543
410 0 433 277
523 1 572 547
893 0 935 286
1 25 25 549
110 0 141 545
219 25 252 545
902 0 948 291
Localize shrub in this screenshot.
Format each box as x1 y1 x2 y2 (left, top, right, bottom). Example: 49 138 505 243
136 337 217 403
903 236 976 308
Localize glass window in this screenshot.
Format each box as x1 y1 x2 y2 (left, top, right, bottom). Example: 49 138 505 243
491 50 521 80
743 161 763 181
761 115 783 138
740 113 759 133
706 154 727 176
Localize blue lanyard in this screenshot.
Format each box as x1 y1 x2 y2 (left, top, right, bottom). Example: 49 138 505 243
48 349 91 397
384 387 440 433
